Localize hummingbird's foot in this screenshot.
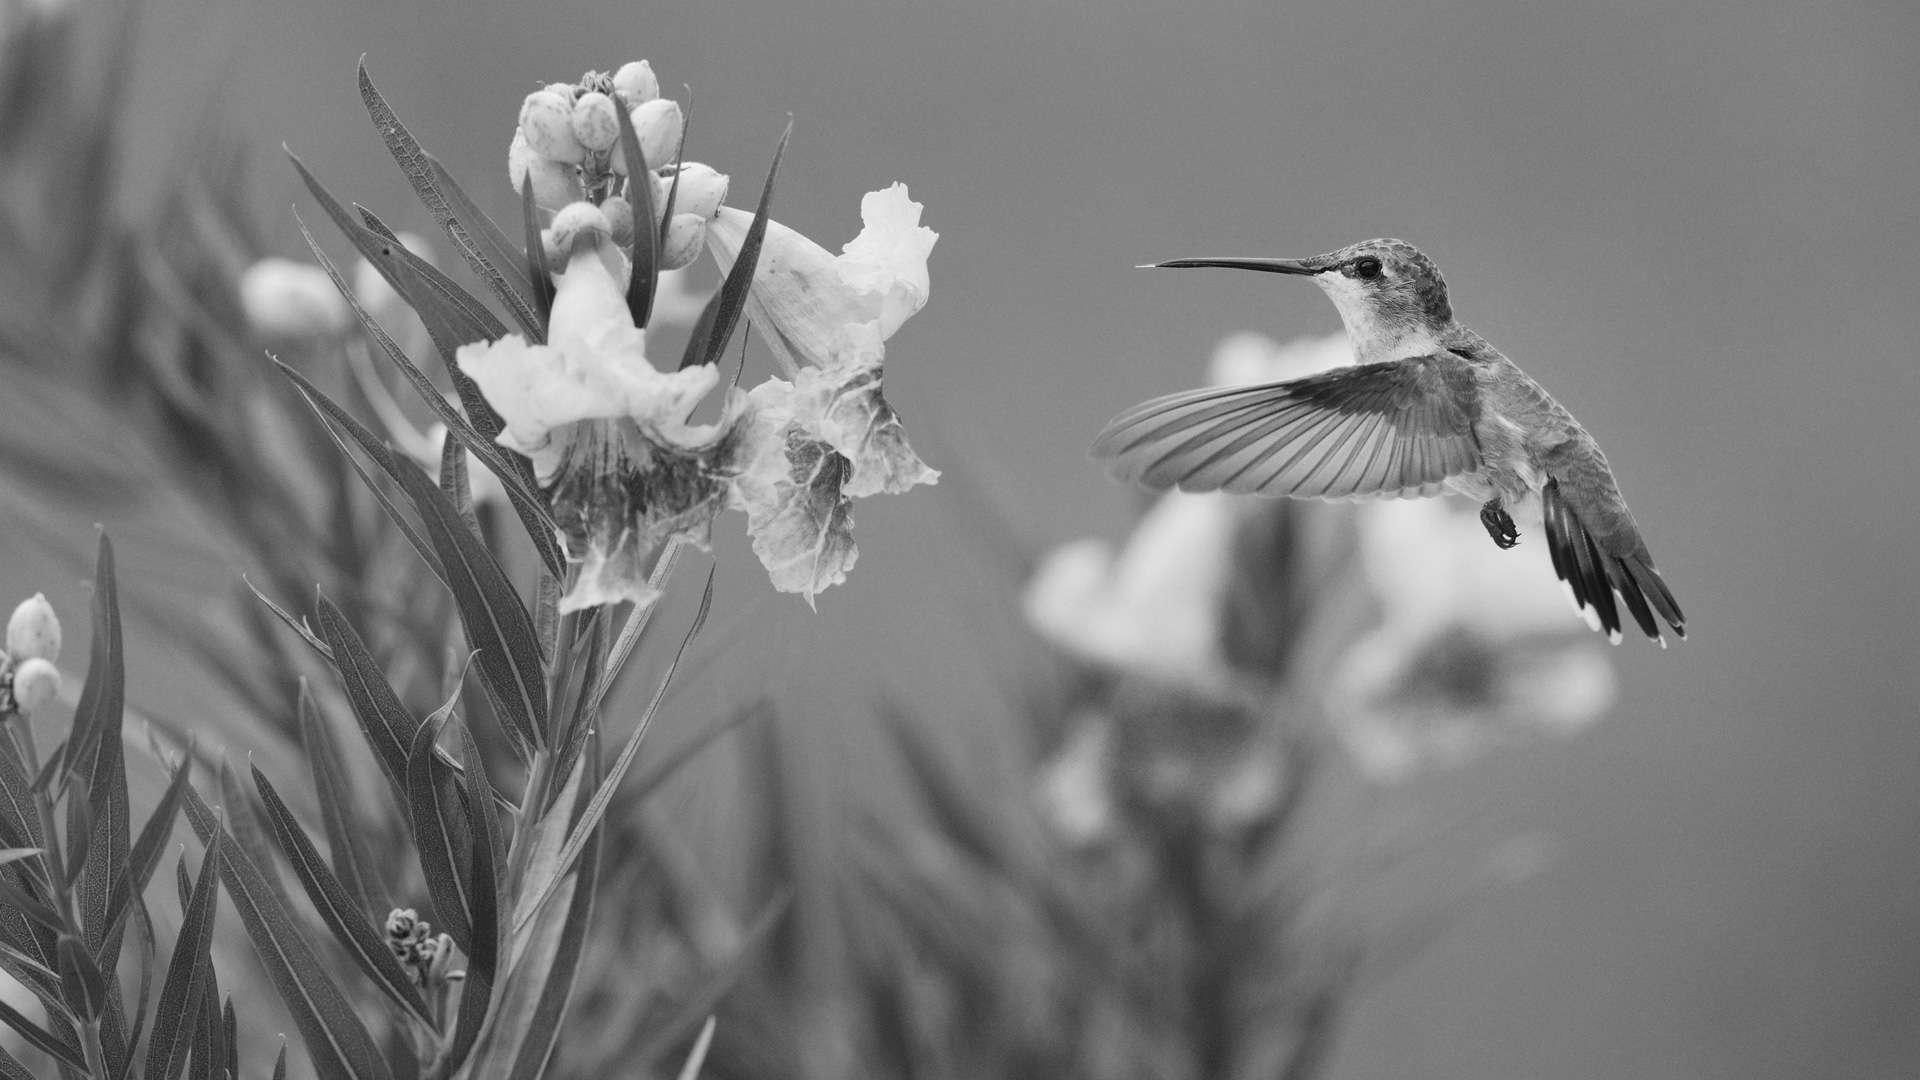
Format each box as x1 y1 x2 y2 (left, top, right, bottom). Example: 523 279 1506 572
1480 499 1521 549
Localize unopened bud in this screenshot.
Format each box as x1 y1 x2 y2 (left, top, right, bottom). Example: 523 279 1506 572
665 162 729 221
618 98 682 175
6 594 59 665
239 258 351 343
546 203 613 268
602 196 635 247
659 213 707 271
570 91 620 154
385 908 418 942
511 136 583 213
612 60 659 106
519 89 587 164
426 933 457 983
9 659 59 714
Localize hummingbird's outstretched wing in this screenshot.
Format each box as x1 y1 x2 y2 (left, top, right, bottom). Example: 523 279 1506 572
1092 353 1483 498
1540 461 1686 646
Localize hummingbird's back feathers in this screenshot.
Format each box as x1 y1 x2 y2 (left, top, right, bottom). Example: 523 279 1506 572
1091 353 1483 498
1542 478 1685 644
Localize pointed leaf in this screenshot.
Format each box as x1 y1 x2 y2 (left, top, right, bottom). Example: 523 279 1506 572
182 786 393 1080
251 766 435 1026
615 99 658 329
681 121 789 370
0 1044 34 1080
405 715 474 955
518 569 713 933
358 61 543 336
0 995 86 1071
106 753 192 940
520 178 553 326
276 361 448 587
54 933 106 1022
145 838 222 1080
673 1017 717 1080
242 576 335 660
284 208 564 578
438 421 480 538
426 152 536 315
393 461 546 756
426 723 499 1079
496 735 602 1080
297 681 385 918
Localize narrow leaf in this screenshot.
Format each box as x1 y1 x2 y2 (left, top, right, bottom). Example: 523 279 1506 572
426 153 536 315
615 99 658 328
405 715 474 955
145 837 222 1080
251 766 435 1026
519 568 713 933
520 178 553 326
673 1017 717 1080
358 61 543 335
297 681 385 918
393 461 546 757
182 786 394 1080
681 121 790 370
0 996 86 1071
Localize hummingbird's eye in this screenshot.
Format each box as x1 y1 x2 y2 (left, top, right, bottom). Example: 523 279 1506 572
1353 256 1384 280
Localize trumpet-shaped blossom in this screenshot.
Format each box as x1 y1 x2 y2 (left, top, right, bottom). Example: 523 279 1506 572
459 207 743 612
707 185 940 603
1326 497 1618 781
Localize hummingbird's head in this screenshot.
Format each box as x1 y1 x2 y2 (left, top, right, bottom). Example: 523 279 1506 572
1147 239 1455 361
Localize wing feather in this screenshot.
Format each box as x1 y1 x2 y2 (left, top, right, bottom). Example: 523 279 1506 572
1542 477 1685 644
1091 353 1484 500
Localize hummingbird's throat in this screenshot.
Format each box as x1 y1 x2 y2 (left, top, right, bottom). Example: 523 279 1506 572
1317 275 1443 362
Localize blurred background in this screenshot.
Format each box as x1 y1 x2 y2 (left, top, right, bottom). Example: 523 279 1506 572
4 0 1918 1075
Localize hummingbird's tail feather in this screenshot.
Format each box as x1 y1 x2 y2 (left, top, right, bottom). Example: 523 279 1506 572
1090 356 1482 499
1542 479 1685 645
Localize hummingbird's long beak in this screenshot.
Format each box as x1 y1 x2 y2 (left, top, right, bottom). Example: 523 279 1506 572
1139 257 1321 275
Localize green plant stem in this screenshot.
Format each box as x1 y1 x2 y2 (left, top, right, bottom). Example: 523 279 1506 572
78 1017 106 1079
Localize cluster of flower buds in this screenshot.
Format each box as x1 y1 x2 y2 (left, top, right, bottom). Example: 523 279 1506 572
385 907 461 986
1 594 62 717
510 62 729 272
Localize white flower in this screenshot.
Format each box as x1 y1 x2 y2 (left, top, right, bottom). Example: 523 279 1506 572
1024 492 1241 690
1325 496 1618 781
6 593 60 664
459 204 743 612
705 183 936 374
711 185 940 604
239 257 351 344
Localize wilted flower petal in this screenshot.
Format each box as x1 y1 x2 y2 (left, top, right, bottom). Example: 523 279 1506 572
728 406 858 606
705 183 937 374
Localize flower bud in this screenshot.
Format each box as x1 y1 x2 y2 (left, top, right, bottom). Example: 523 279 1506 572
426 932 458 983
511 136 583 213
570 91 620 154
622 98 682 174
665 162 729 221
6 594 59 665
385 908 418 943
547 202 613 260
239 258 351 343
519 89 587 164
659 213 707 270
9 659 59 714
612 60 659 106
602 196 635 248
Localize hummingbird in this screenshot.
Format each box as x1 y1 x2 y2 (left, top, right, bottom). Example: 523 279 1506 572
1091 239 1685 645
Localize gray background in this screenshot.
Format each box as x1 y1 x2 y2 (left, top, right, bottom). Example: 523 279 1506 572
84 0 1920 1074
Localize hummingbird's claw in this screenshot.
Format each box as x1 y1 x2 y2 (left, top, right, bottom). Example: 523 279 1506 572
1480 499 1522 550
